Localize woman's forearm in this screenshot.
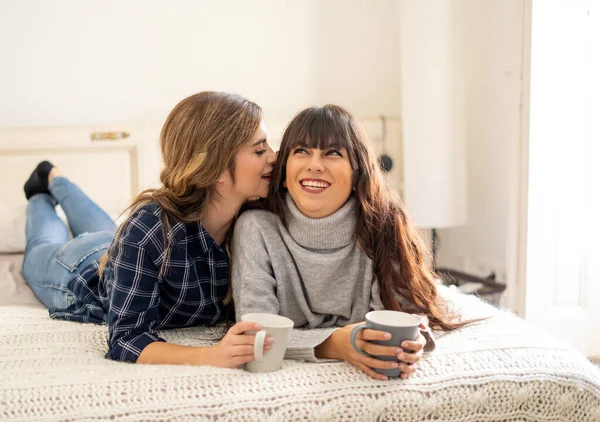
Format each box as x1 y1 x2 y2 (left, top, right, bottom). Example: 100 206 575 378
314 332 339 360
136 341 212 366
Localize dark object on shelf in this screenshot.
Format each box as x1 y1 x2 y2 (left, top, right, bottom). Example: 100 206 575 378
436 267 507 307
377 115 393 173
379 154 393 172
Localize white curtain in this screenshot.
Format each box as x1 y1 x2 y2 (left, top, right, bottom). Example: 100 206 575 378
526 0 600 355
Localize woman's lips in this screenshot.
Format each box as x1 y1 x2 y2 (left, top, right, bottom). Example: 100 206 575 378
299 180 329 194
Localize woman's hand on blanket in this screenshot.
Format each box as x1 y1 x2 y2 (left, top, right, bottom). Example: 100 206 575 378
207 321 273 368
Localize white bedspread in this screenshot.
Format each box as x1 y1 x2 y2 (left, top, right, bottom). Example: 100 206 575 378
1 276 599 421
0 254 43 308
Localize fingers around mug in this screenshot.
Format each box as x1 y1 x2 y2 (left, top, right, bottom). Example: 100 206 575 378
350 324 370 357
361 328 392 342
233 344 272 357
232 334 259 346
399 362 417 375
363 342 401 357
357 353 399 371
233 333 273 347
230 321 262 335
397 348 423 364
231 354 256 367
401 339 425 353
355 361 388 381
253 329 267 361
231 345 256 357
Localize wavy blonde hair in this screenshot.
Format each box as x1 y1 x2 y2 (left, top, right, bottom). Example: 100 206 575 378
99 91 262 275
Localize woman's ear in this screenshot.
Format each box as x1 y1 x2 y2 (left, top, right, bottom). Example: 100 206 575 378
217 170 230 184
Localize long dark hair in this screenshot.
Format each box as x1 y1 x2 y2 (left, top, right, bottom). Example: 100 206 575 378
264 105 464 331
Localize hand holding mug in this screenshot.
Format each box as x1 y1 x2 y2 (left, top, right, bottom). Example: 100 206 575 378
208 321 274 368
350 310 425 379
325 324 407 380
240 313 294 373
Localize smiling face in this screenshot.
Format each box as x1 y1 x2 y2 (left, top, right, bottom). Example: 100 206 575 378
285 146 353 218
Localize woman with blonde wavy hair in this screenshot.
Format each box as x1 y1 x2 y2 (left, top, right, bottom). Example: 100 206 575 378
232 104 467 380
21 91 276 367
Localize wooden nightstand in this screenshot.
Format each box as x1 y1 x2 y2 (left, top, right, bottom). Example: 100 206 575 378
436 267 507 307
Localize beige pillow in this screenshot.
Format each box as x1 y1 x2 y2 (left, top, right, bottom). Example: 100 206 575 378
0 204 27 253
0 204 72 253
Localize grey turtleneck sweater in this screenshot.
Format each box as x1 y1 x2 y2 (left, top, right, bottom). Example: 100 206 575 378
231 194 434 361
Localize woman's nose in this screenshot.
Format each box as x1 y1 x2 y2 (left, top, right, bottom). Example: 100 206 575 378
307 154 325 172
267 147 277 165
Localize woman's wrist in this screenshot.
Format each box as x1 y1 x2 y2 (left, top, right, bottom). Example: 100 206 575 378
137 341 213 366
193 344 214 366
315 331 339 360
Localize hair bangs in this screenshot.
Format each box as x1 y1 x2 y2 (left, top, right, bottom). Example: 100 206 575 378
290 107 354 153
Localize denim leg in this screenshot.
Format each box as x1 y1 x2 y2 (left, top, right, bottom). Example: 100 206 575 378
22 236 112 311
25 194 69 252
22 194 114 310
22 194 74 309
49 176 117 238
22 243 76 310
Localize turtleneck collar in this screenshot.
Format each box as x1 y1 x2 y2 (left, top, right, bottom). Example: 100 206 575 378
284 193 357 250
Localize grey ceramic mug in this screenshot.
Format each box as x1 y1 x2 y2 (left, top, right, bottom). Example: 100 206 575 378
350 310 421 377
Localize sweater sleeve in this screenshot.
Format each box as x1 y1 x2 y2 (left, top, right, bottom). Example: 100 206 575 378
231 213 338 362
231 213 280 321
284 327 339 362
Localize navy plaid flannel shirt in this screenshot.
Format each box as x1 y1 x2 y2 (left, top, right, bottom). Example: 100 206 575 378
49 203 229 363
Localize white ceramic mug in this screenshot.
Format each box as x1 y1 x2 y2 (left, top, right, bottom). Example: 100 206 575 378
241 313 294 373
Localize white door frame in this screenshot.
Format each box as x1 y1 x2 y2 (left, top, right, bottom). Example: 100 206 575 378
506 0 600 356
505 0 531 318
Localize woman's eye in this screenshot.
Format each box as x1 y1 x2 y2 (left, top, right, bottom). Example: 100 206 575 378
326 150 342 156
293 148 307 155
255 150 266 156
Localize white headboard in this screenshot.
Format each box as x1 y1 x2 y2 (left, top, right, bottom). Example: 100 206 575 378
0 124 161 252
0 117 401 252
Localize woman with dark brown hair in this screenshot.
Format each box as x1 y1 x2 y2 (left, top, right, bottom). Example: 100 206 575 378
21 91 277 367
232 104 464 380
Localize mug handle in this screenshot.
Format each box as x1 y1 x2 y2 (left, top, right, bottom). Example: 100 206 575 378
253 329 267 361
350 323 370 357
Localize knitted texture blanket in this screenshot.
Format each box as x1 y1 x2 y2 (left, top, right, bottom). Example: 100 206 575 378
1 287 599 421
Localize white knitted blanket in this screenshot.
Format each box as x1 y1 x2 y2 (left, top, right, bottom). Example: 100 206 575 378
1 288 599 422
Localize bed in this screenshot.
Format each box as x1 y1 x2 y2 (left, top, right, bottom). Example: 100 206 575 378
1 126 600 421
1 253 599 421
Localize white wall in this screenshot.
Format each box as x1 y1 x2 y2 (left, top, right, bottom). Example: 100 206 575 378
0 0 402 127
1 0 524 297
436 0 524 287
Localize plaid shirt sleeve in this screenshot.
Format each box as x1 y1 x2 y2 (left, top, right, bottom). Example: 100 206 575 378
104 207 166 363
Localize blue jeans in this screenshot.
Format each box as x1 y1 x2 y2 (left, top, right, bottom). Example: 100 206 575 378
22 177 117 310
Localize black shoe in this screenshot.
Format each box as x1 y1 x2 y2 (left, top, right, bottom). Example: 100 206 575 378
24 160 55 200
